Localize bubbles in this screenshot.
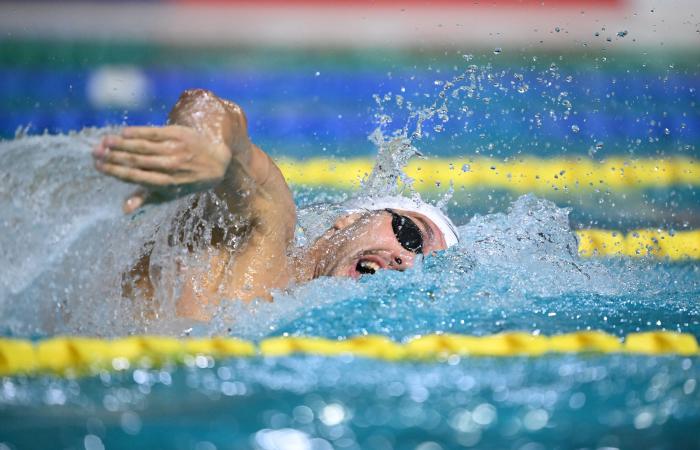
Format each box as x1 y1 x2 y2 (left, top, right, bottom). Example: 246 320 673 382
633 410 654 429
523 409 549 431
5 354 699 448
120 411 142 435
571 124 580 133
416 443 443 450
293 405 315 424
83 435 105 450
254 428 314 450
471 403 497 426
568 392 586 409
493 47 503 55
319 403 347 426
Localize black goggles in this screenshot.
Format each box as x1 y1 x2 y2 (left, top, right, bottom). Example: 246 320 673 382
386 209 424 254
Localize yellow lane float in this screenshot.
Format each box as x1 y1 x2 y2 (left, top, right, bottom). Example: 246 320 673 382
1 331 697 377
277 157 699 192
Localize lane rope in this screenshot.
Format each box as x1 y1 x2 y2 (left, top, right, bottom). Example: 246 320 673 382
576 229 700 260
277 157 700 192
1 331 697 377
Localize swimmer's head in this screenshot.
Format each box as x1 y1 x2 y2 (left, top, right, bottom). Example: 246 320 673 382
302 196 459 279
343 196 459 248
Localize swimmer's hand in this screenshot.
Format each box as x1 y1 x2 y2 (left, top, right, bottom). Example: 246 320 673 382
93 125 235 212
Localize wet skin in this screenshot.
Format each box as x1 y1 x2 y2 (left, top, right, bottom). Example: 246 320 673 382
92 89 448 321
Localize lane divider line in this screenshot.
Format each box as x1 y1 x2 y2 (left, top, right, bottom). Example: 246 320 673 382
576 229 700 260
1 331 697 377
277 157 699 192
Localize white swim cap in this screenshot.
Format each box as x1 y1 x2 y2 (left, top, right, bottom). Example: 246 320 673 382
343 196 459 248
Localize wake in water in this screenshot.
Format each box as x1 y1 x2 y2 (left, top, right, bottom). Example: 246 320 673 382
1 130 695 340
1 61 697 339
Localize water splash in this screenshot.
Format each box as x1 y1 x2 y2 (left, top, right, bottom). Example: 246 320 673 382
0 61 695 340
0 131 238 337
362 59 568 203
200 195 700 341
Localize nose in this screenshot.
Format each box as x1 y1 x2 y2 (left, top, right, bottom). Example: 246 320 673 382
390 250 416 271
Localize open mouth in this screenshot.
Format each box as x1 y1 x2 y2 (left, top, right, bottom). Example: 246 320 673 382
349 254 387 278
356 259 380 275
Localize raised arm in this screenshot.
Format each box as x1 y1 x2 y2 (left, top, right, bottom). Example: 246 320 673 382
93 89 295 232
93 89 297 319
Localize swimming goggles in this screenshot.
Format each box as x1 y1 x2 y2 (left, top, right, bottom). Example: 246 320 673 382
386 209 424 254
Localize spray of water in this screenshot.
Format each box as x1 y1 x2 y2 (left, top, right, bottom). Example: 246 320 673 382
2 61 689 339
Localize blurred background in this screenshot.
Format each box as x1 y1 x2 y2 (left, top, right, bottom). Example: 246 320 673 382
0 0 698 234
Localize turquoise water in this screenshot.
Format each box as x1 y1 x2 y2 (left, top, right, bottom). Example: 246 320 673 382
1 49 699 448
0 132 698 448
2 355 699 449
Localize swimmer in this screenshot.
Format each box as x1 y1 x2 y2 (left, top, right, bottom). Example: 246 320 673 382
93 89 458 320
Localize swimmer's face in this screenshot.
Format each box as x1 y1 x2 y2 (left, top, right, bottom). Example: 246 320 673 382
313 209 448 279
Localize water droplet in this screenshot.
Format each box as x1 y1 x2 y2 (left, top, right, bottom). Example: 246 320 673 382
314 71 320 77
664 128 670 135
320 403 346 426
472 403 497 426
461 164 471 173
595 142 604 150
634 411 654 429
493 47 502 55
571 124 580 133
617 30 628 37
462 54 473 61
523 409 549 431
84 435 105 450
555 27 561 32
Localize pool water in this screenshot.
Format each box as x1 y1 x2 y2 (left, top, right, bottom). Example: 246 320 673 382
1 48 699 449
0 131 698 449
2 355 699 450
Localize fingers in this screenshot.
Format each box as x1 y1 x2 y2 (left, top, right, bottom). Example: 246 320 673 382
121 125 190 141
97 135 174 156
95 161 175 187
123 189 149 214
100 149 182 172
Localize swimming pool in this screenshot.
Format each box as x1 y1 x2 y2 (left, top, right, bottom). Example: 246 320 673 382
1 39 699 449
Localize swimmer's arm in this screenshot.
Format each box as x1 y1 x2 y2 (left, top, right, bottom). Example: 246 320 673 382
93 89 296 240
